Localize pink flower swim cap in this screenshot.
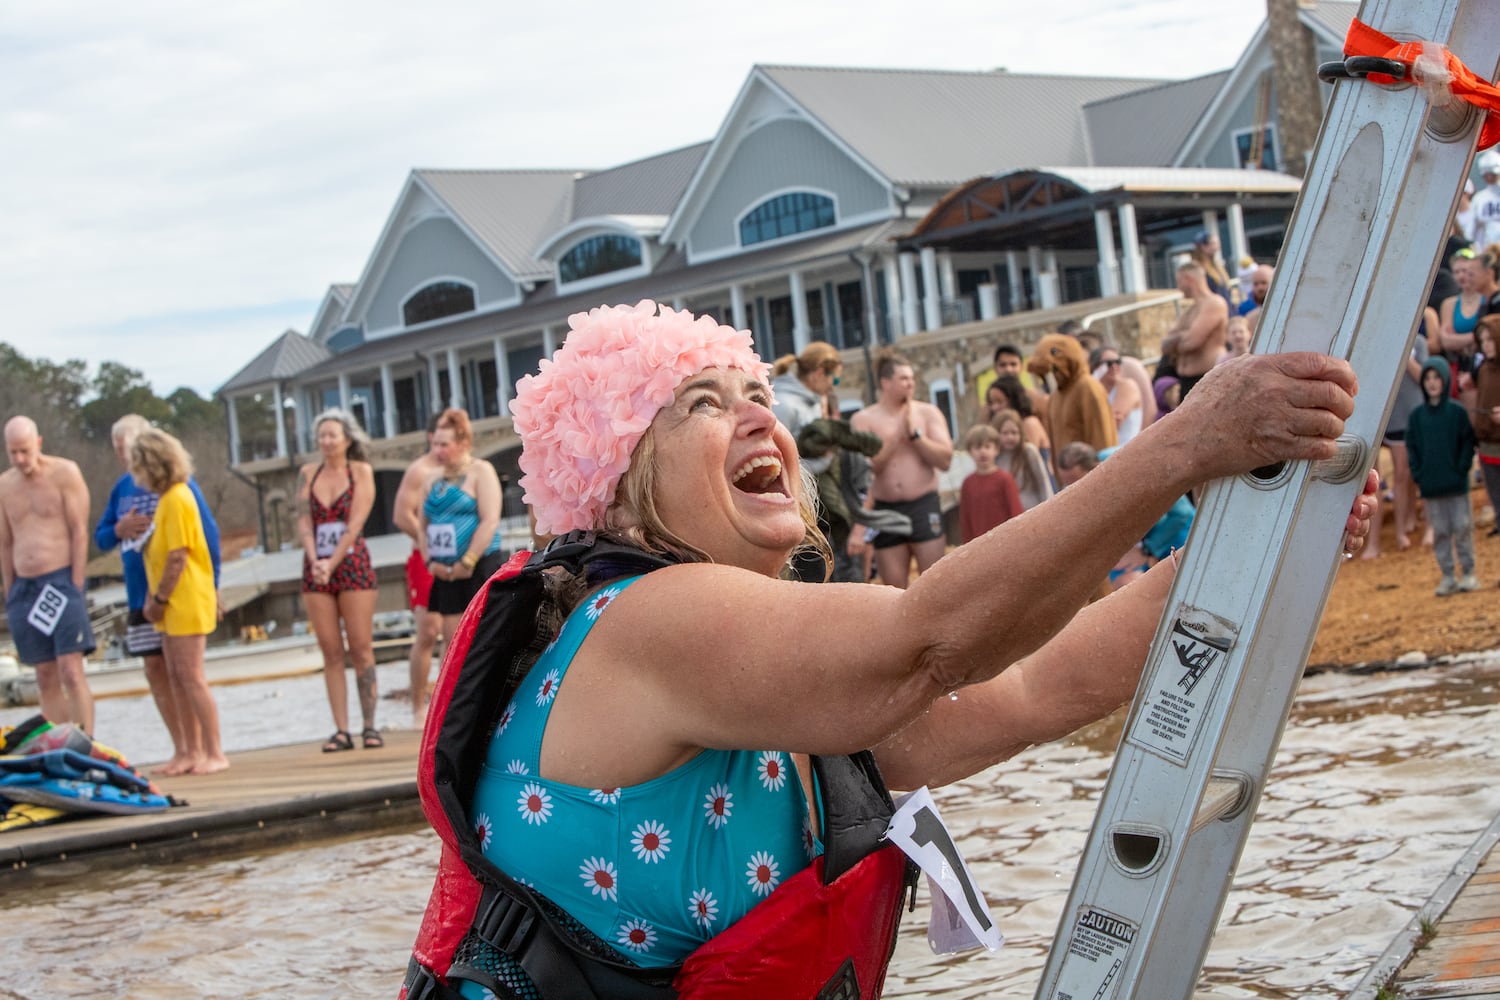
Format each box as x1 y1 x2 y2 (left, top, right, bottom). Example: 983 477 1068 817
512 300 771 535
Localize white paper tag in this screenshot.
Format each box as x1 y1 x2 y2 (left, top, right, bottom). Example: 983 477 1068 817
118 496 157 554
427 523 458 560
885 786 1003 954
315 521 347 559
27 583 69 637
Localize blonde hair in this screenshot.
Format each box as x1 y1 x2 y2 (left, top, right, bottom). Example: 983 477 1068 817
772 342 842 380
130 427 193 494
987 408 1042 495
602 426 832 579
962 423 1001 450
312 407 370 463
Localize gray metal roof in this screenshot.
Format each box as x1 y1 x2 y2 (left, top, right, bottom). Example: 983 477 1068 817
1300 1 1357 45
1084 72 1231 167
571 143 709 221
288 218 910 383
416 169 582 281
218 329 331 395
759 66 1168 186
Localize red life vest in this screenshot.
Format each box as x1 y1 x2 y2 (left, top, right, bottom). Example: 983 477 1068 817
401 532 915 1000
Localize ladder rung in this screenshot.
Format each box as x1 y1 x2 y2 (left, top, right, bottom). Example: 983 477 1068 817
1191 776 1247 834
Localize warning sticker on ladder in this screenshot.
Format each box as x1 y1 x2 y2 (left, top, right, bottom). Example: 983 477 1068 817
1048 905 1137 1000
1125 606 1239 766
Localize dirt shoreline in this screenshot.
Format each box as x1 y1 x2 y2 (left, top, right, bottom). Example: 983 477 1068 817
1309 484 1499 670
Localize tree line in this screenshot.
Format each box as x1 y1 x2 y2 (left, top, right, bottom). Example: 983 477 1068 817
2 343 259 556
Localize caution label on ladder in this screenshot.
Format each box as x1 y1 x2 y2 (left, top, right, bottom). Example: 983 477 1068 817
1126 607 1239 766
1050 905 1137 1000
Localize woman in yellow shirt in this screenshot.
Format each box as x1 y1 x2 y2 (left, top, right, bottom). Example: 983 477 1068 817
133 428 228 775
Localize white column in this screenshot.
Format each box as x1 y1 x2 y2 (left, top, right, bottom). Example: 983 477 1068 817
1039 251 1061 309
977 284 1000 320
938 252 957 303
730 285 747 330
291 385 308 453
1227 203 1248 268
541 326 557 359
919 247 941 331
227 396 241 465
881 256 903 339
1006 251 1025 312
898 252 921 334
493 338 511 418
337 372 351 413
1094 208 1120 298
380 364 397 439
788 270 809 354
1201 210 1221 262
446 348 463 411
1118 203 1147 293
271 384 288 458
427 357 441 415
671 296 686 311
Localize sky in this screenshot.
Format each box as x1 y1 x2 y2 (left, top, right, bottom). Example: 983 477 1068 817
0 1 1271 399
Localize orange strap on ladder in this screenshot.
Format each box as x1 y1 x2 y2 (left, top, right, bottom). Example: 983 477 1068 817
1343 18 1500 149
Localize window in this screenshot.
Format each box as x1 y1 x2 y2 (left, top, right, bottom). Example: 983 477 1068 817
558 234 643 284
403 281 476 327
928 378 957 442
739 193 835 247
1233 125 1277 171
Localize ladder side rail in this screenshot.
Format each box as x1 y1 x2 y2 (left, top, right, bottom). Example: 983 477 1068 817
1035 0 1495 995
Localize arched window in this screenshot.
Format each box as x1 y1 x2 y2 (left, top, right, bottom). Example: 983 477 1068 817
739 192 835 247
558 234 643 284
403 281 476 327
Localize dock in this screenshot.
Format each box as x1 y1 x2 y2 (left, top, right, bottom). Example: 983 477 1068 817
1349 811 1500 999
1 729 426 883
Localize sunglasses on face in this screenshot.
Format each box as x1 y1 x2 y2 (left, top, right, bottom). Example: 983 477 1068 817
1102 359 1121 368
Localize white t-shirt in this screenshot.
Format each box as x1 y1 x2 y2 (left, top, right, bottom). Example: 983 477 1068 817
1472 184 1500 249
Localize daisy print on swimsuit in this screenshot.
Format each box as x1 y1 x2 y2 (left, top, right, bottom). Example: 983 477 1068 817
757 751 787 791
617 918 657 955
535 668 561 707
505 759 529 775
631 819 672 863
518 782 553 824
590 786 621 805
688 887 719 931
474 812 493 852
580 857 619 901
496 701 516 736
583 584 624 620
703 782 733 829
746 851 781 896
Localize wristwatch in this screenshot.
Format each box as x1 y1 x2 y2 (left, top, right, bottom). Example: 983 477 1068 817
153 592 170 606
908 427 922 441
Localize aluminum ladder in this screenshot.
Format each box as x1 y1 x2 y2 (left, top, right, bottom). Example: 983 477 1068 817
1035 1 1500 997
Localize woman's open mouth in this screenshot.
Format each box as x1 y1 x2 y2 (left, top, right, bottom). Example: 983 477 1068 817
731 455 789 496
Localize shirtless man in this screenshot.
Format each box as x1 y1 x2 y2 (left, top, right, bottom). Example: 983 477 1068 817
1 416 96 732
394 414 445 724
850 351 954 589
1165 262 1230 398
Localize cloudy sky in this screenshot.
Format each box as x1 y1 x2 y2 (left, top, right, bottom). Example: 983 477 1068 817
1 1 1270 398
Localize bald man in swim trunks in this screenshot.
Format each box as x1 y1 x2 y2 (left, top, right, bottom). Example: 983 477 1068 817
1 416 96 732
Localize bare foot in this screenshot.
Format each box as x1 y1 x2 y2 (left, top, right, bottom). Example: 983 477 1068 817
1360 547 1380 561
188 755 230 775
1395 533 1411 552
152 757 194 777
1423 527 1435 548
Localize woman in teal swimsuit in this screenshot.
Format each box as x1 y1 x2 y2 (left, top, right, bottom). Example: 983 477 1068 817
410 301 1377 1000
417 408 505 640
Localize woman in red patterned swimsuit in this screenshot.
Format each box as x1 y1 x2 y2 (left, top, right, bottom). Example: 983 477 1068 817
297 409 382 751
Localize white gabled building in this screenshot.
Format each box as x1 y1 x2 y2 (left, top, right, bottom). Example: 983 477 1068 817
219 2 1360 542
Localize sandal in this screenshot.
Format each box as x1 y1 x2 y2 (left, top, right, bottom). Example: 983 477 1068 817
322 730 354 753
361 727 385 750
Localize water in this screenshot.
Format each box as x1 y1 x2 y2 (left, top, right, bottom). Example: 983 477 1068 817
2 658 1498 999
